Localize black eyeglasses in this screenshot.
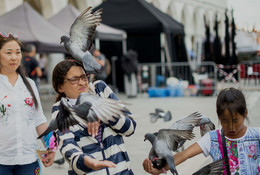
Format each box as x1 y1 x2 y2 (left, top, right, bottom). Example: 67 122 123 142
64 74 89 85
0 32 19 38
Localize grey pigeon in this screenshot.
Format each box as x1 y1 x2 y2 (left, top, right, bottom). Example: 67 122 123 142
150 108 172 123
144 112 202 175
195 115 215 137
60 7 103 74
192 158 227 175
38 92 129 139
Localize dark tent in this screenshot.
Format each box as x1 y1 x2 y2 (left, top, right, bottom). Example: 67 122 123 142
0 2 65 53
94 0 187 63
94 0 190 91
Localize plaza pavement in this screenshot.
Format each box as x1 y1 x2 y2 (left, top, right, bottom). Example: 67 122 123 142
40 87 260 175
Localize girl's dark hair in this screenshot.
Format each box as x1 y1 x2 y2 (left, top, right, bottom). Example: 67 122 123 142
216 87 247 118
52 59 85 102
0 34 38 109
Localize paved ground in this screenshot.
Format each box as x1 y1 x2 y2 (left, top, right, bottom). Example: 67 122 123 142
39 86 260 175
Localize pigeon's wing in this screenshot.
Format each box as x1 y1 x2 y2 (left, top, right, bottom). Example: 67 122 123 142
76 93 130 124
69 7 102 51
192 158 226 175
37 119 58 139
170 112 202 130
157 129 195 151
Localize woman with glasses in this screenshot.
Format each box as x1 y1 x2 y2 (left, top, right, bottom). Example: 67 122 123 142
51 59 136 175
0 32 55 174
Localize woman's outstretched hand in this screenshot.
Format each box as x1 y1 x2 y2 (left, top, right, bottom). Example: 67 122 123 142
143 158 164 175
84 156 116 170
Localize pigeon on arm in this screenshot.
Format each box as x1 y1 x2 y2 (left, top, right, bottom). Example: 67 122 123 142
60 7 103 74
144 112 203 175
38 92 129 139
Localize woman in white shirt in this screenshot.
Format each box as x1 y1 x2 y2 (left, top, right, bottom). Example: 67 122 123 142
0 32 55 175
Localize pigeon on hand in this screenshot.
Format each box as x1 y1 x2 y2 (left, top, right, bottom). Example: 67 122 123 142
192 158 227 175
60 7 103 74
150 108 172 123
38 93 129 139
144 112 202 175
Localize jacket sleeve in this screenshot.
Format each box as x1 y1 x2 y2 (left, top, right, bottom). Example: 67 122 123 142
51 103 95 174
93 80 137 137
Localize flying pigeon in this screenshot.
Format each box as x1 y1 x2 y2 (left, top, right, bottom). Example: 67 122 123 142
60 7 103 74
192 158 227 175
150 108 172 123
144 112 202 175
38 93 129 139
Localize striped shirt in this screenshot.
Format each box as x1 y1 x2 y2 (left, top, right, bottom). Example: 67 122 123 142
51 80 136 175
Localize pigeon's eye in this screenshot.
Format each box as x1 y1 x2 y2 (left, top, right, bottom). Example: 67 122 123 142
64 74 89 84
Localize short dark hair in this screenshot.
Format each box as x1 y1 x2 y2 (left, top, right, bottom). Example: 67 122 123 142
216 87 247 118
23 44 36 53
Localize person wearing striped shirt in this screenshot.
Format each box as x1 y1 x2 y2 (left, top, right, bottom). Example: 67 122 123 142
51 59 136 175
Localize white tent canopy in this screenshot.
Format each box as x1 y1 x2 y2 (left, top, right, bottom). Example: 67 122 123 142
48 4 127 53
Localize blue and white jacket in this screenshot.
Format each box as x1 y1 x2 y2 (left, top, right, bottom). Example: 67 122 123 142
51 81 137 175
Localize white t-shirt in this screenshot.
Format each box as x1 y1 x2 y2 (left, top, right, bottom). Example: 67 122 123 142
0 74 47 165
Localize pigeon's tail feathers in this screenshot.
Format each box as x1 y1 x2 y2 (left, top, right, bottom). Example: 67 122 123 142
192 158 227 175
37 119 58 139
165 155 178 175
82 52 101 74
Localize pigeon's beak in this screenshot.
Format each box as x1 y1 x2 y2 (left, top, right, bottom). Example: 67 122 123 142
60 40 63 44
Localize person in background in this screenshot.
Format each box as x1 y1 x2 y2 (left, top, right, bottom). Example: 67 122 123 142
121 50 139 98
0 32 55 174
39 53 48 83
89 48 111 82
143 87 260 174
51 59 136 175
22 44 42 88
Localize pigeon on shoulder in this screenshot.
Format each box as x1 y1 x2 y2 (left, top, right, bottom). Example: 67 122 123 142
60 7 103 74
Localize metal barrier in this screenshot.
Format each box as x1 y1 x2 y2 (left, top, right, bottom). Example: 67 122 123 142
137 61 218 96
238 60 260 86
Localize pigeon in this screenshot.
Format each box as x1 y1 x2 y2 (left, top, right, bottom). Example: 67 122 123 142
192 158 227 175
38 92 129 139
144 112 203 175
150 108 172 123
60 7 103 74
54 157 65 165
196 115 215 137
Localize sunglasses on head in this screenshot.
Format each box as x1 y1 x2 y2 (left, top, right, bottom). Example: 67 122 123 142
0 32 19 38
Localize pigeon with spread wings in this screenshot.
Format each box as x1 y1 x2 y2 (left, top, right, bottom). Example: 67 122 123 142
60 7 103 74
144 112 203 175
38 92 129 139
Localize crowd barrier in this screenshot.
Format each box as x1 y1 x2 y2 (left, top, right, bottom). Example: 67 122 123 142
137 61 218 97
